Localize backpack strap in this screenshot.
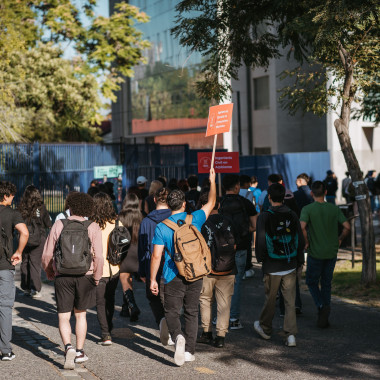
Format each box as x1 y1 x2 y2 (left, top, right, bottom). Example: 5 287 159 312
185 214 193 224
162 219 180 231
83 220 93 229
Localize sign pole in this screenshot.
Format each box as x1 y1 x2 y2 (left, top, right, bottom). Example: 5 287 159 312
210 134 218 169
218 173 222 197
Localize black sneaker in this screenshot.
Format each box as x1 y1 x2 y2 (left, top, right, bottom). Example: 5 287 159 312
214 336 225 348
1 352 15 361
120 303 130 317
317 305 330 328
197 331 213 344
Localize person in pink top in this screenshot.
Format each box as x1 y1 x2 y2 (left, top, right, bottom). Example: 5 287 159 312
42 193 103 370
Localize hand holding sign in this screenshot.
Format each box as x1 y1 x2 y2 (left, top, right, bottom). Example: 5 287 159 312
206 103 234 169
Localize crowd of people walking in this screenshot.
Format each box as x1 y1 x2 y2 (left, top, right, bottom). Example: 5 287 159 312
0 167 378 367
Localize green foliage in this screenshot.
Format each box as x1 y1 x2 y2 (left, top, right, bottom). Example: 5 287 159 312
173 0 379 121
2 44 102 142
0 0 150 142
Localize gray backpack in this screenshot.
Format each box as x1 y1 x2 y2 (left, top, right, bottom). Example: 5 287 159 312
54 219 93 275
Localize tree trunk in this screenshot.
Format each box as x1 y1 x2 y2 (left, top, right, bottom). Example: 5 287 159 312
333 54 376 285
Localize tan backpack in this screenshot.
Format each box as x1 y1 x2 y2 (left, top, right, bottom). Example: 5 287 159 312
162 214 211 282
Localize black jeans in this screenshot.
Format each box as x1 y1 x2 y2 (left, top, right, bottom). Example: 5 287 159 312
20 237 46 292
145 279 165 326
164 276 203 354
96 275 119 336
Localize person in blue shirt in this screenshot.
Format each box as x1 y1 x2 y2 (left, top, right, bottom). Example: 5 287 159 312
137 187 172 328
150 168 216 367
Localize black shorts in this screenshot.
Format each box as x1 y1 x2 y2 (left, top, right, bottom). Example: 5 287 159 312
55 275 96 313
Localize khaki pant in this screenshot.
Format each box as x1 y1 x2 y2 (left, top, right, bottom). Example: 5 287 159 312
199 275 235 337
259 271 297 337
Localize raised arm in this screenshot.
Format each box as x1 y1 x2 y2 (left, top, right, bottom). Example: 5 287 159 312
200 168 216 219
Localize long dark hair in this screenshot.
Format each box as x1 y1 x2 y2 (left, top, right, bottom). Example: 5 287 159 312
91 192 117 230
119 193 142 244
18 185 44 223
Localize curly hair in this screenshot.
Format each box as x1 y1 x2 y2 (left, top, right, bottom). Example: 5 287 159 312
68 192 94 217
91 192 117 229
167 189 185 211
155 187 170 205
0 181 17 202
18 185 44 223
119 193 142 243
63 191 79 211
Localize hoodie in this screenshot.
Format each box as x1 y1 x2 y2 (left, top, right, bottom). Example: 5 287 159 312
255 205 305 274
293 185 313 213
137 208 172 281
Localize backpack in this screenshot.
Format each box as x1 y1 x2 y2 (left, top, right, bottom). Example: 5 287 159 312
54 219 93 275
0 207 11 262
264 209 298 262
219 195 250 245
107 219 131 265
26 218 42 248
203 215 236 275
162 214 211 282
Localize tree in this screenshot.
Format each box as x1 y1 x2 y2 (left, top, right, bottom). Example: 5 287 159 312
173 0 379 285
0 0 150 142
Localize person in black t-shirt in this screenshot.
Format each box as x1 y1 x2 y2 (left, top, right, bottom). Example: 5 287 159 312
18 185 52 298
0 181 29 361
219 174 257 330
185 175 200 213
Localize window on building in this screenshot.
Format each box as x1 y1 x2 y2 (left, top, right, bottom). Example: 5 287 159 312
253 76 269 110
254 147 271 155
362 126 374 151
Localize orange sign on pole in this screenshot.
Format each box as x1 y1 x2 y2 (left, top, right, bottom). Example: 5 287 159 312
205 103 234 137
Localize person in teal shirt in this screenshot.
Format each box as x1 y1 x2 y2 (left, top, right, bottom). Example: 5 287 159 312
300 181 350 328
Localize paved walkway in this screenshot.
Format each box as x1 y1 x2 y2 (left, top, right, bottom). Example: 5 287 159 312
3 261 380 380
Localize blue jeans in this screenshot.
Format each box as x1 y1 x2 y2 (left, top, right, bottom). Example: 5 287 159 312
230 250 247 319
306 256 336 309
0 270 16 354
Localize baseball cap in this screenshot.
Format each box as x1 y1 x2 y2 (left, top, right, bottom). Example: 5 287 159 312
136 176 147 185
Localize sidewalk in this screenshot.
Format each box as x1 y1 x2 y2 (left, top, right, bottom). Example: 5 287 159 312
4 265 380 380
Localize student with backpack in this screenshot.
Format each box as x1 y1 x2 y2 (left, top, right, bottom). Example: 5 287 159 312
254 183 305 347
219 174 257 330
18 185 52 298
138 187 172 332
150 169 216 366
42 192 103 369
197 193 236 348
0 181 29 361
91 192 129 346
118 193 143 322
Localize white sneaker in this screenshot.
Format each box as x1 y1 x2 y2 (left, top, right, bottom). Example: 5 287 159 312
31 290 42 299
74 351 88 363
286 335 296 347
159 318 169 346
245 268 255 278
168 334 175 346
64 347 76 369
174 335 186 366
184 352 195 362
254 321 271 340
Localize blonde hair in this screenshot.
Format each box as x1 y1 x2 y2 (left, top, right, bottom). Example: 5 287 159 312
149 180 163 196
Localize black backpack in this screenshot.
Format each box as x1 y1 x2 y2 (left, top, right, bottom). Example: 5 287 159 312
264 209 298 262
54 219 93 275
107 219 131 265
219 195 250 245
26 218 42 248
202 215 236 274
0 208 11 262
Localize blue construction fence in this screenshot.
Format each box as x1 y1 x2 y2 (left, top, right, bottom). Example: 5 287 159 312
0 142 330 218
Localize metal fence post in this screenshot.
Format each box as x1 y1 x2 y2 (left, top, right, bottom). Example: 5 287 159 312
33 142 40 187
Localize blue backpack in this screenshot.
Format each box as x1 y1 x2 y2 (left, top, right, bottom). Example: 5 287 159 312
265 209 298 262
